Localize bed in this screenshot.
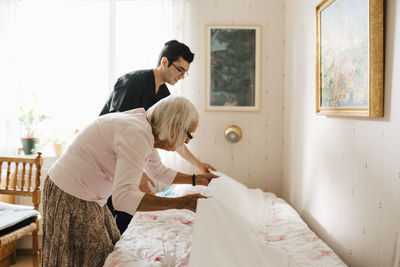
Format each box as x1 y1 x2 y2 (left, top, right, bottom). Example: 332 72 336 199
104 172 347 267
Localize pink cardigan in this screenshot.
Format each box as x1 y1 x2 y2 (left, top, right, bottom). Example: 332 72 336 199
48 108 176 215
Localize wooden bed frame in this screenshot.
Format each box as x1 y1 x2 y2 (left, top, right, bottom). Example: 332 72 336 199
0 153 42 267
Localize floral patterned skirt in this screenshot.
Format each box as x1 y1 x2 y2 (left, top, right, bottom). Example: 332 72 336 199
42 177 120 267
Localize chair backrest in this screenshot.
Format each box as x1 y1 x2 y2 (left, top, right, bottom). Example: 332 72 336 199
0 152 42 211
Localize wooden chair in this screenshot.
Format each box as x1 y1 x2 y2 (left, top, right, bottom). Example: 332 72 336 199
0 153 42 267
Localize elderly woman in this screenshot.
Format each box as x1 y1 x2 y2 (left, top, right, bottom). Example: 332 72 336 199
41 95 218 267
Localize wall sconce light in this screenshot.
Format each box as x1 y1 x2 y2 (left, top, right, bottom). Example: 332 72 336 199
224 125 242 143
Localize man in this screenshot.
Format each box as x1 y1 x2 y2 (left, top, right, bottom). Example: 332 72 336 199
100 40 216 234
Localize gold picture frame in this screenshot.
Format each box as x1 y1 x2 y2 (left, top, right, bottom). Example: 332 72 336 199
205 25 261 112
315 0 384 117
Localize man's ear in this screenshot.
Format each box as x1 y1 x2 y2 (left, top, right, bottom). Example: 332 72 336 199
161 57 169 68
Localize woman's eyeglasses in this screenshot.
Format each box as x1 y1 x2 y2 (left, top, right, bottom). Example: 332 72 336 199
186 131 193 140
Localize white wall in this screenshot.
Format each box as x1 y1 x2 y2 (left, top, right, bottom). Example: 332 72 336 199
170 0 285 194
283 0 400 266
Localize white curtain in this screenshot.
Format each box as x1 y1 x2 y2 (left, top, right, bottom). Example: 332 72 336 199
157 0 198 174
162 0 192 96
0 0 111 155
0 0 19 154
0 0 195 164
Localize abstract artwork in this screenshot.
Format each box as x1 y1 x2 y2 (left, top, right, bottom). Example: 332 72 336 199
315 0 384 117
205 25 261 112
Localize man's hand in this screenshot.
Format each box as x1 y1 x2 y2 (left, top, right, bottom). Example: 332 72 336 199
197 162 217 173
139 173 156 194
176 146 217 173
194 173 219 186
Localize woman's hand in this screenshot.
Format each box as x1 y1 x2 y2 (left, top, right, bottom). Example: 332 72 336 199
194 173 219 186
181 193 208 212
138 193 206 212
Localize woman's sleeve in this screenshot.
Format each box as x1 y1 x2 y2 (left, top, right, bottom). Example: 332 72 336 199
111 129 151 215
144 149 177 185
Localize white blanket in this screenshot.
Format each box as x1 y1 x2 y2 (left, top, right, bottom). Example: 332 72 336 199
189 174 292 267
0 201 40 231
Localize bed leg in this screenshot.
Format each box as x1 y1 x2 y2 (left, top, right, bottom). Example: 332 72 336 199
11 249 17 264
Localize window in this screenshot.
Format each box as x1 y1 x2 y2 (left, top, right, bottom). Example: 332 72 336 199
115 1 167 77
1 0 166 154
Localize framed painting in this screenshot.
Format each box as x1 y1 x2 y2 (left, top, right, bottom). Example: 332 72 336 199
205 25 261 112
315 0 384 117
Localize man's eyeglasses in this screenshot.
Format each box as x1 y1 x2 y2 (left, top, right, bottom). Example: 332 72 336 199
171 63 189 78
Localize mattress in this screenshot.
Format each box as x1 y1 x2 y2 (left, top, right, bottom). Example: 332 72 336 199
0 201 40 235
104 174 347 267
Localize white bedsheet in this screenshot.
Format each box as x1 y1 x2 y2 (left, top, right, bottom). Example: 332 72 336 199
190 197 291 266
190 174 290 266
205 172 266 227
0 201 40 231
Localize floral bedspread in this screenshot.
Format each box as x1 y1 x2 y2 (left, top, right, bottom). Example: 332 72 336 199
104 194 346 267
256 197 346 266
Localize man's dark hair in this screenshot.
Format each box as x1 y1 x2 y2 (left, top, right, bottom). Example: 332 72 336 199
157 40 194 67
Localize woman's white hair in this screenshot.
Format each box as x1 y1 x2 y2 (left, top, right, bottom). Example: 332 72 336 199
146 95 199 147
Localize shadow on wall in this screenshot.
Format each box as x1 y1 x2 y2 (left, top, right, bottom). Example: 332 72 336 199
301 210 348 264
382 0 399 122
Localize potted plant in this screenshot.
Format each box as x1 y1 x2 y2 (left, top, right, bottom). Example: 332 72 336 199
49 137 67 156
18 106 50 155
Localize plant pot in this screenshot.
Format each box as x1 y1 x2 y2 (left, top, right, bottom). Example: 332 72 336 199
21 137 39 155
53 143 63 156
